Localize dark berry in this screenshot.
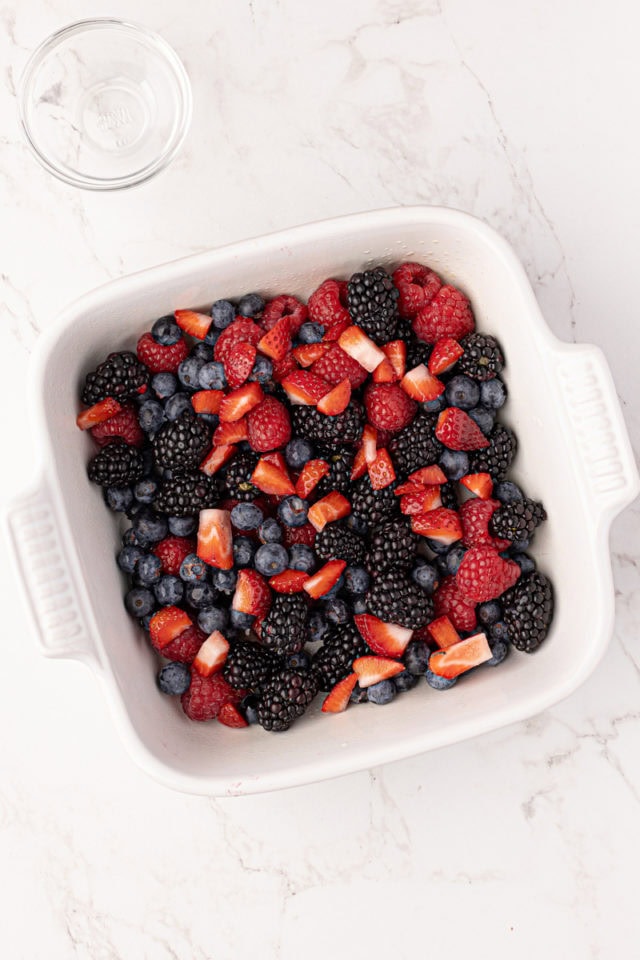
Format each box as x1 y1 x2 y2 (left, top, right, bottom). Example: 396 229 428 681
288 544 316 573
278 496 309 528
223 639 279 690
480 378 507 409
366 569 433 629
388 413 441 478
489 499 547 543
315 523 366 565
211 299 236 329
179 553 208 582
445 375 480 410
124 587 155 618
198 361 227 390
344 565 370 595
346 266 399 344
152 413 210 472
197 606 229 634
367 679 397 705
133 478 159 504
88 441 145 487
233 536 257 568
457 333 504 381
135 553 163 585
439 449 469 480
403 639 431 675
291 403 364 445
285 438 314 470
104 486 134 512
256 668 318 732
261 594 309 656
501 572 554 653
254 543 289 577
154 575 184 606
231 502 263 531
81 351 149 406
366 518 417 572
224 452 259 501
157 661 191 695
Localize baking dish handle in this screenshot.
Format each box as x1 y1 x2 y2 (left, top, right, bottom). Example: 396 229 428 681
4 475 99 665
552 342 640 520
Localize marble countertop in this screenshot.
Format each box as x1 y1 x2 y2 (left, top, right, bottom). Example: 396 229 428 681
2 1 639 957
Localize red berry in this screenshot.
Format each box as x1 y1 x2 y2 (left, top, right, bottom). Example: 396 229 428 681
90 404 144 447
459 498 511 551
392 262 442 318
433 576 478 633
214 318 263 363
364 382 417 433
271 352 299 383
456 546 521 603
307 278 350 328
158 625 206 663
224 342 257 389
262 295 308 335
257 316 292 361
76 397 122 430
429 632 492 679
153 536 196 576
218 702 249 727
309 343 369 389
435 407 490 451
247 396 292 452
281 523 316 547
413 286 475 343
181 669 246 721
137 331 189 373
322 673 359 713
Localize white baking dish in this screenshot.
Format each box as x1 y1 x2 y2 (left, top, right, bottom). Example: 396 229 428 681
5 207 638 796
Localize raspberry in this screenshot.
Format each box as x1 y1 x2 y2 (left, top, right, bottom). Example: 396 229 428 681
413 286 475 343
181 668 247 721
307 279 350 328
213 318 263 363
433 576 478 632
364 383 417 433
90 404 144 447
281 522 317 547
456 546 521 603
137 332 189 373
247 396 292 452
153 536 196 575
262 295 308 335
271 352 298 383
309 343 369 389
459 499 511 551
156 625 207 662
392 262 442 318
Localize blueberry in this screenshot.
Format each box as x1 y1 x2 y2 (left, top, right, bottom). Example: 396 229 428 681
439 449 469 481
254 543 289 576
511 552 536 574
104 486 134 512
211 299 236 329
186 581 218 609
423 537 450 556
258 518 283 543
231 502 264 531
191 342 213 362
139 613 154 632
480 377 507 410
125 500 145 520
164 392 192 420
140 446 155 477
212 568 237 593
344 565 370 595
122 527 140 547
411 563 439 593
403 638 431 675
324 597 350 624
204 327 221 347
233 536 257 568
197 606 229 634
490 620 511 642
486 640 509 667
154 575 184 606
443 544 466 576
152 372 178 399
134 478 159 504
124 587 156 618
237 293 265 317
152 316 181 346
423 395 446 413
467 405 494 435
367 679 397 705
394 669 418 693
288 544 316 573
350 683 369 703
510 538 530 552
178 357 205 391
308 610 330 643
445 375 480 410
425 668 457 690
285 438 314 470
196 413 219 428
117 545 145 575
494 481 523 504
477 600 502 626
241 693 260 724
179 553 208 582
230 609 255 631
287 650 311 670
320 574 344 599
346 513 369 537
198 361 227 390
135 553 163 586
157 661 191 695
277 496 309 527
298 322 325 344
168 515 197 537
250 356 273 383
352 597 368 615
133 511 168 546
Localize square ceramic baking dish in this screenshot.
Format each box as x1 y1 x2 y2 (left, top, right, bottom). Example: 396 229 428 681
6 207 638 796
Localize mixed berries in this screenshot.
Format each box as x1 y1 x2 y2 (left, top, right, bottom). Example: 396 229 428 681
77 263 554 732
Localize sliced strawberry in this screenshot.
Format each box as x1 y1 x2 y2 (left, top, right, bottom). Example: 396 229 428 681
232 569 271 620
427 615 461 650
214 418 248 445
408 465 448 485
251 457 296 496
76 397 122 430
316 378 351 415
200 442 236 475
401 364 445 402
383 340 407 379
368 448 396 490
191 389 224 415
219 382 264 423
350 447 367 480
307 491 351 532
257 315 292 361
224 341 257 389
428 337 464 375
303 558 347 599
295 459 330 499
149 606 192 650
292 342 331 367
429 632 492 679
401 487 442 515
217 702 249 728
271 352 298 384
281 369 332 405
354 614 413 658
436 407 490 451
269 569 310 593
352 655 405 688
323 317 352 341
174 309 213 340
372 356 397 383
321 673 359 713
197 509 233 570
411 507 463 543
338 325 386 373
460 473 493 500
214 317 262 363
394 481 425 497
456 546 520 603
261 450 288 472
193 630 230 677
361 424 378 465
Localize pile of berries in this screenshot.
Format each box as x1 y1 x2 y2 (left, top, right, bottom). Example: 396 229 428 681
76 266 554 731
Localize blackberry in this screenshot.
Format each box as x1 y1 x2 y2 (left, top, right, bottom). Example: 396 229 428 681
316 447 354 497
470 423 517 481
81 351 149 406
260 594 309 656
440 481 459 511
346 267 399 344
388 413 441 477
457 333 504 381
155 472 222 516
223 639 280 690
395 318 431 368
315 523 366 565
489 498 547 543
311 622 366 691
501 571 554 653
256 668 319 731
152 413 211 472
366 569 433 629
350 474 399 527
366 518 417 572
291 402 364 445
87 441 144 487
224 452 259 501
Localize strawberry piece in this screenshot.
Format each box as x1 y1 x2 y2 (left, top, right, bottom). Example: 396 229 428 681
247 397 292 452
401 365 445 402
368 449 396 490
191 389 224 415
354 614 413 658
413 285 475 343
261 295 308 335
174 309 213 340
137 331 189 373
350 447 367 480
316 378 351 415
197 509 233 570
292 342 331 367
364 382 417 433
395 480 427 497
281 523 316 547
295 459 330 499
219 382 264 422
200 442 236 475
392 262 442 318
153 536 195 576
436 407 490 451
361 424 378 464
181 670 246 722
338 325 386 373
308 278 350 328
428 337 464 375
214 419 248 446
310 343 369 388
459 498 511 550
76 397 122 430
261 450 289 472
429 632 492 679
252 457 296 496
383 339 407 378
460 473 493 500
352 655 405 688
90 404 144 447
269 569 310 593
224 342 257 389
257 315 292 361
193 630 230 677
323 317 352 341
408 465 448 485
427 615 461 650
456 546 520 603
303 558 347 599
307 491 351 532
149 606 193 649
411 507 463 543
214 318 262 363
433 576 478 632
281 369 332 405
232 569 272 620
160 625 207 663
217 702 249 727
321 673 359 713
401 487 442 515
372 357 397 383
271 352 298 383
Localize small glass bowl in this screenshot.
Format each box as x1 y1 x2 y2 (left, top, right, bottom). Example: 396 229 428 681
18 19 192 190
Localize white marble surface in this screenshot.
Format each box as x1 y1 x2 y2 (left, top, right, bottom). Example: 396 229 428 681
1 1 640 956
